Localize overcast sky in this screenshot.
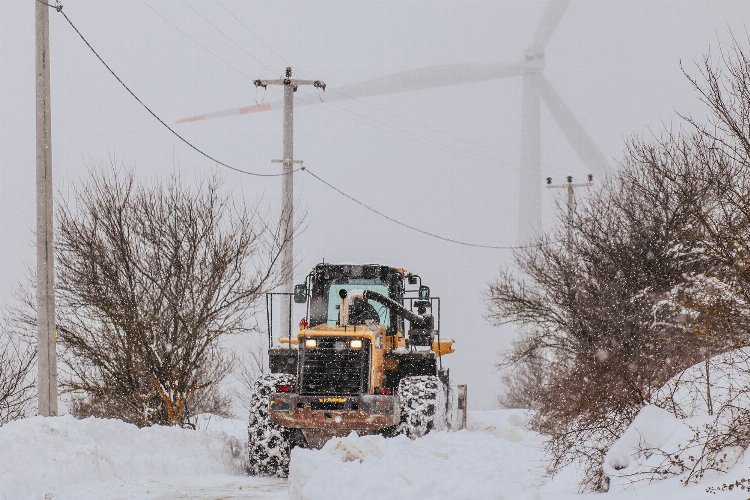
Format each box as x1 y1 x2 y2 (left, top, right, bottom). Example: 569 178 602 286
1 0 748 408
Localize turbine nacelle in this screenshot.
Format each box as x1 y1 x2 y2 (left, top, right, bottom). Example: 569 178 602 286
522 50 545 73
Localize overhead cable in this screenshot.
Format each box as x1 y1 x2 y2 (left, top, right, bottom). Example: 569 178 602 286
180 0 278 74
216 0 295 70
214 2 524 163
138 0 253 80
304 168 543 250
42 1 543 251
53 3 298 178
313 101 502 167
155 0 529 170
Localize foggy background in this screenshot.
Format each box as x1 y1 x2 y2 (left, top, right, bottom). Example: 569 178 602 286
1 0 748 409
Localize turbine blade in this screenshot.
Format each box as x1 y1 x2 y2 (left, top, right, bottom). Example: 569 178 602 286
176 62 522 123
539 75 610 174
528 0 571 52
326 62 522 100
176 102 273 123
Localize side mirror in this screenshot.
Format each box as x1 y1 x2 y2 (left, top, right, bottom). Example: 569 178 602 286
293 284 308 303
418 285 430 299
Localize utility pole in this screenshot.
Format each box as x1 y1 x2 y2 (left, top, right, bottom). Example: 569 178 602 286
36 0 58 416
254 68 325 340
545 174 593 250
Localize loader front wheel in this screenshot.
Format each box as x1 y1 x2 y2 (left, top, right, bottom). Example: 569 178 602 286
397 375 447 438
247 373 296 477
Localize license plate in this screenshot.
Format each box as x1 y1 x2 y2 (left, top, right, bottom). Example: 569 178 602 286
318 397 347 403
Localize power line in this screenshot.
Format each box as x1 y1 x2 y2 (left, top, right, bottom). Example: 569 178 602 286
313 99 506 168
44 2 541 251
138 0 253 80
304 168 541 250
316 91 560 171
180 0 277 74
54 4 298 178
325 87 506 156
214 1 531 165
309 96 499 165
162 0 536 171
216 0 295 70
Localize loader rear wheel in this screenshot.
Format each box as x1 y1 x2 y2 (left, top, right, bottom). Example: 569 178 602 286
397 375 447 438
247 373 296 477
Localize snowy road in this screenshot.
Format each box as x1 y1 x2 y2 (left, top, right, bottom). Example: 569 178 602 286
3 410 750 499
146 477 288 500
51 476 288 500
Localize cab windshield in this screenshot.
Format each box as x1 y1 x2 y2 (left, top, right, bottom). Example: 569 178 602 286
326 278 390 326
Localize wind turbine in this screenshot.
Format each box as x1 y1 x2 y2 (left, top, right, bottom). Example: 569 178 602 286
178 0 609 242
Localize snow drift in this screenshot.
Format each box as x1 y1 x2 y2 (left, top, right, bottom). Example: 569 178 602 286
0 415 242 500
288 410 545 500
603 348 750 491
651 347 750 419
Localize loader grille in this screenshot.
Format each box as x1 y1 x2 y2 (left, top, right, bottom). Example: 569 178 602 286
299 337 370 395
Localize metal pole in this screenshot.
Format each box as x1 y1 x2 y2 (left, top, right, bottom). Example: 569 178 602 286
280 67 294 341
254 68 325 344
35 0 58 417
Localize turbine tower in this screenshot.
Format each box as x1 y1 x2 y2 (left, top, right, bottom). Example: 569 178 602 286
178 0 608 242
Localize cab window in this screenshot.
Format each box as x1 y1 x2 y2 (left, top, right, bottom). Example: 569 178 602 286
326 278 390 326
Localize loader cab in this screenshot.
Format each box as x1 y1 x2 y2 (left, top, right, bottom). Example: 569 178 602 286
298 264 407 336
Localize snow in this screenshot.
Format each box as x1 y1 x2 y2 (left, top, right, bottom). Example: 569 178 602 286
3 406 750 499
288 409 546 500
287 408 750 500
596 404 750 498
605 405 685 470
603 405 696 478
0 414 286 500
593 348 750 497
651 347 750 418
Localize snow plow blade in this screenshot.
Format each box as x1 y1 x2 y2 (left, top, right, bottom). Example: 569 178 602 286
269 394 398 432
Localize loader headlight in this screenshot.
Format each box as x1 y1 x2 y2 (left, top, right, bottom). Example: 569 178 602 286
350 339 363 349
305 338 317 349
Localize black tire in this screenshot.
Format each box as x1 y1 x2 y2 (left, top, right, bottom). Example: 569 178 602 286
247 373 296 477
397 375 447 438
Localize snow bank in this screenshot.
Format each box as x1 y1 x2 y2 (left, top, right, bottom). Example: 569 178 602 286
652 347 750 418
601 349 750 493
288 409 544 500
0 415 242 500
603 405 697 480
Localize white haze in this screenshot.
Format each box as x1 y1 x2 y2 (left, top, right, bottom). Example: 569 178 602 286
1 0 748 408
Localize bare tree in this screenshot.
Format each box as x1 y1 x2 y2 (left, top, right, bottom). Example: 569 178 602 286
0 320 35 425
49 168 289 426
489 35 750 490
234 333 268 412
497 350 547 409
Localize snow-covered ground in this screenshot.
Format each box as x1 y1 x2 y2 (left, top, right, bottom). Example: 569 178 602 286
0 414 286 500
3 408 750 499
290 409 545 500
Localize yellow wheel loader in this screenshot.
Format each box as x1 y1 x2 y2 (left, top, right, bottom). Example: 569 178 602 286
246 263 466 477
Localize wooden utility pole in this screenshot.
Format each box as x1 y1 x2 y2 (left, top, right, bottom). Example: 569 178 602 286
254 67 325 340
36 0 58 416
